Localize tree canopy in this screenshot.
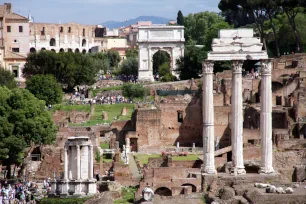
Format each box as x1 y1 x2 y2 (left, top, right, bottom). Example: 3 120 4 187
26 74 63 105
106 50 121 68
119 57 138 75
0 67 17 89
177 10 184 25
23 51 100 90
0 87 56 178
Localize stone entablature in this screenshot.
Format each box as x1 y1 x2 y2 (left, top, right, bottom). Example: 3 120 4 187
208 29 268 61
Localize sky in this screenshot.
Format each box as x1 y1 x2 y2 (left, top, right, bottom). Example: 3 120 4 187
5 0 220 25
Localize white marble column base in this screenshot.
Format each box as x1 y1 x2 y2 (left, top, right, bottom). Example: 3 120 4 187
231 167 246 175
202 167 217 175
259 167 275 175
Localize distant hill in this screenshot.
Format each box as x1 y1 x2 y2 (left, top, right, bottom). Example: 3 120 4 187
102 16 172 29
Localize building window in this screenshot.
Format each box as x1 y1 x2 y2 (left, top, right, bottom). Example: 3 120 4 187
19 26 23 32
7 26 11 32
68 27 71 33
60 26 63 33
12 66 19 77
41 27 45 35
177 111 184 123
12 48 19 53
83 28 85 37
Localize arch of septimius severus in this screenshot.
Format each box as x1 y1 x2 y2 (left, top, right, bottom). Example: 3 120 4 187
202 29 274 175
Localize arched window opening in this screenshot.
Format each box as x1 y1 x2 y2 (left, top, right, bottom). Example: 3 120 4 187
50 38 56 46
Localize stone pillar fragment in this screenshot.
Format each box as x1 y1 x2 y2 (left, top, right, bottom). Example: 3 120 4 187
259 60 275 174
231 61 246 175
89 145 94 179
76 145 81 180
64 146 68 180
202 61 216 174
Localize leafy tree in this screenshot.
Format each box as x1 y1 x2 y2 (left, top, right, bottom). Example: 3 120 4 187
120 57 138 75
106 50 121 68
153 50 170 75
122 83 148 98
177 10 184 25
278 0 305 52
0 87 56 178
0 67 16 89
125 48 138 59
23 51 100 90
26 75 63 105
90 52 110 74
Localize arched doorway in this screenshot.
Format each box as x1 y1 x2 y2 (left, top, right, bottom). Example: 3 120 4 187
82 39 86 47
153 50 170 76
30 47 36 53
59 48 64 52
154 187 172 196
88 49 92 53
82 49 86 54
50 38 56 46
75 48 80 53
181 184 196 192
68 48 72 52
41 48 46 51
51 49 56 52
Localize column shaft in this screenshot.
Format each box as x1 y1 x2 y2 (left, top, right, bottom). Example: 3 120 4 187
64 146 68 180
231 61 246 175
202 61 216 174
259 60 275 174
76 145 81 180
89 145 94 179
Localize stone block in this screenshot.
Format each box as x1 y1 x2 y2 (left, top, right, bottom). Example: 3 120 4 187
294 165 306 182
220 187 235 200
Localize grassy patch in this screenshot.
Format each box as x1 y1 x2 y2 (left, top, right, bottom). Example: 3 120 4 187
52 104 91 112
39 197 91 204
172 154 199 161
103 154 113 163
114 187 137 204
92 86 123 97
100 142 110 149
134 154 161 165
67 103 135 126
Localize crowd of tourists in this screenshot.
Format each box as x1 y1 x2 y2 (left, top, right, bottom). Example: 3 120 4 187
93 94 132 105
0 178 50 204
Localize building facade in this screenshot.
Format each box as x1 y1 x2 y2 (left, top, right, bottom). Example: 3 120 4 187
0 3 29 82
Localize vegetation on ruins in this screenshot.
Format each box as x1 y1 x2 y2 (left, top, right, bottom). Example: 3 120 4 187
26 74 63 105
125 48 138 59
114 187 137 204
122 83 149 98
0 87 56 178
40 197 91 204
158 62 177 82
91 85 123 97
0 67 17 89
106 49 122 68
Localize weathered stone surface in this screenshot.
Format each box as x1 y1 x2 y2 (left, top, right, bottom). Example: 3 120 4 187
220 187 235 200
294 165 306 182
266 185 276 193
285 187 293 194
102 111 108 120
121 107 128 116
276 187 285 194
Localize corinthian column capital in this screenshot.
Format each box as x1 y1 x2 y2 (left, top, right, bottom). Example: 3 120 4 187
202 61 214 74
232 61 243 73
261 60 272 75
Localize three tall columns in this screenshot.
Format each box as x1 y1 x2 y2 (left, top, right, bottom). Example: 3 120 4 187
202 61 216 174
202 60 274 175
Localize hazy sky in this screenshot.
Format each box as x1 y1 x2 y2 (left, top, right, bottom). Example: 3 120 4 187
7 0 220 25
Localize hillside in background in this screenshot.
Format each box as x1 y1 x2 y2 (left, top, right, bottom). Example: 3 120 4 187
102 16 172 29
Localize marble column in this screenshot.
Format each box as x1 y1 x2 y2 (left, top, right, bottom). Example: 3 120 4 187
231 61 246 175
202 61 216 174
76 145 81 180
259 60 275 174
89 145 94 179
64 146 68 180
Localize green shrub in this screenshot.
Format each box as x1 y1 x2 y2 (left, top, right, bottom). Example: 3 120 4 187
122 83 149 98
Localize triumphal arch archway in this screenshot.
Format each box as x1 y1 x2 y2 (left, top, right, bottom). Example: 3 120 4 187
137 26 185 82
